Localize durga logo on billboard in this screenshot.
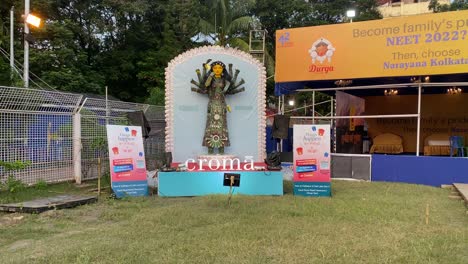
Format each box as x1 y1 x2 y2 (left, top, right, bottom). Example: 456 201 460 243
309 38 335 63
308 38 335 73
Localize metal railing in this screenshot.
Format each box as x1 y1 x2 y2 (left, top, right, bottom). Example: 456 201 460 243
0 86 165 185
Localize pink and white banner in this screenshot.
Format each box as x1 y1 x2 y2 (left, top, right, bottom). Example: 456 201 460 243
106 125 148 197
293 125 331 183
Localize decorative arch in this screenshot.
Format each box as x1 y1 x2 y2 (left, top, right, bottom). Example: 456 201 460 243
165 46 267 162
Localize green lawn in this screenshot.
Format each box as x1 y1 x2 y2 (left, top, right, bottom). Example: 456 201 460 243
0 181 467 264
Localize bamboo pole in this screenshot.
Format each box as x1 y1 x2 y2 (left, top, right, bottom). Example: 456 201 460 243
228 175 235 206
98 157 101 196
425 204 429 225
416 83 422 156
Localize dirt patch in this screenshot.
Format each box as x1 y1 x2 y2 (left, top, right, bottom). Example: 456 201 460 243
39 209 65 219
0 213 25 227
78 207 103 223
54 230 83 238
8 239 34 251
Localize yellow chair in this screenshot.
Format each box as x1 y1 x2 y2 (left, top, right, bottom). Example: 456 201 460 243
370 133 403 154
423 134 450 156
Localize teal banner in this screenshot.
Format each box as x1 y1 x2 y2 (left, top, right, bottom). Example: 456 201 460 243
293 182 331 197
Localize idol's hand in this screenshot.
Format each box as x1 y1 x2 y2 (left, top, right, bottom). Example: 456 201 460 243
203 59 212 70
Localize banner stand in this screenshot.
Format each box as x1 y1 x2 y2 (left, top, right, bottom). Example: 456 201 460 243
293 124 331 197
106 125 148 198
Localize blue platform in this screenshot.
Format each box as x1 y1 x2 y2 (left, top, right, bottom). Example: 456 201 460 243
158 171 283 197
372 155 468 187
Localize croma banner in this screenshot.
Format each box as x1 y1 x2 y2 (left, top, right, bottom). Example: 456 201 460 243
276 10 468 82
106 125 148 198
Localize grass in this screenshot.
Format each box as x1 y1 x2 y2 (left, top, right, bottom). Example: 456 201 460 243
0 180 467 264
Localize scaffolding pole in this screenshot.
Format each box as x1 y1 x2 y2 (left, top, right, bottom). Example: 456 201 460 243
416 83 422 156
312 91 315 124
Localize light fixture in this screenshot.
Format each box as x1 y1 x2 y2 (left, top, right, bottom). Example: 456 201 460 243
384 89 398 96
346 10 356 23
346 10 356 18
410 76 431 83
25 14 41 28
22 5 43 88
288 100 295 106
334 79 353 87
447 87 462 95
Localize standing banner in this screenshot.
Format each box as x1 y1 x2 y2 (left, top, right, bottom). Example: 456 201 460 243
293 125 331 197
106 125 148 197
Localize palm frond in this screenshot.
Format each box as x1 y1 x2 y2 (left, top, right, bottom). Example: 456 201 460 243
198 18 215 35
227 37 249 52
220 0 229 30
227 16 253 35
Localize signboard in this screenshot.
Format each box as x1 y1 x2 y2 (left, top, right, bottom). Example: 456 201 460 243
106 125 148 197
293 125 331 197
276 10 468 82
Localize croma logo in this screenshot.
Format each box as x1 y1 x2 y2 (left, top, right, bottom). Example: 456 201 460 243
184 156 255 171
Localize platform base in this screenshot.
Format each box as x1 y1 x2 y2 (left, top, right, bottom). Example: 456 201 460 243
158 171 283 197
0 195 97 213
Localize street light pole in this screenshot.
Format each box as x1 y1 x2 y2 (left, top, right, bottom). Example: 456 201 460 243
24 0 30 88
346 10 356 24
10 6 14 81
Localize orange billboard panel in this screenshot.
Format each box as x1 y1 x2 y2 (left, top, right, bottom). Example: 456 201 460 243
275 10 468 83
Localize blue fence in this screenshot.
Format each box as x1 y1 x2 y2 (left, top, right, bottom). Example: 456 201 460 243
372 154 468 187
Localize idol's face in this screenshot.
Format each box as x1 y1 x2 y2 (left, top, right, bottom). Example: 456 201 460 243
212 65 223 77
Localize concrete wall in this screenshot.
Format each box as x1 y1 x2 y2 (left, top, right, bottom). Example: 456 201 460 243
378 0 451 18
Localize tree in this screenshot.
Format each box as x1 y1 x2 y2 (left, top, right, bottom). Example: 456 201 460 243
295 91 332 117
253 0 315 98
0 1 25 86
0 56 12 86
0 0 384 106
3 0 108 93
353 0 383 22
89 0 153 100
197 0 255 50
0 15 13 85
429 0 468 12
141 0 201 105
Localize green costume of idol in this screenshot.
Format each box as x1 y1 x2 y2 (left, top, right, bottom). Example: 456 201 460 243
203 75 230 150
190 60 246 154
